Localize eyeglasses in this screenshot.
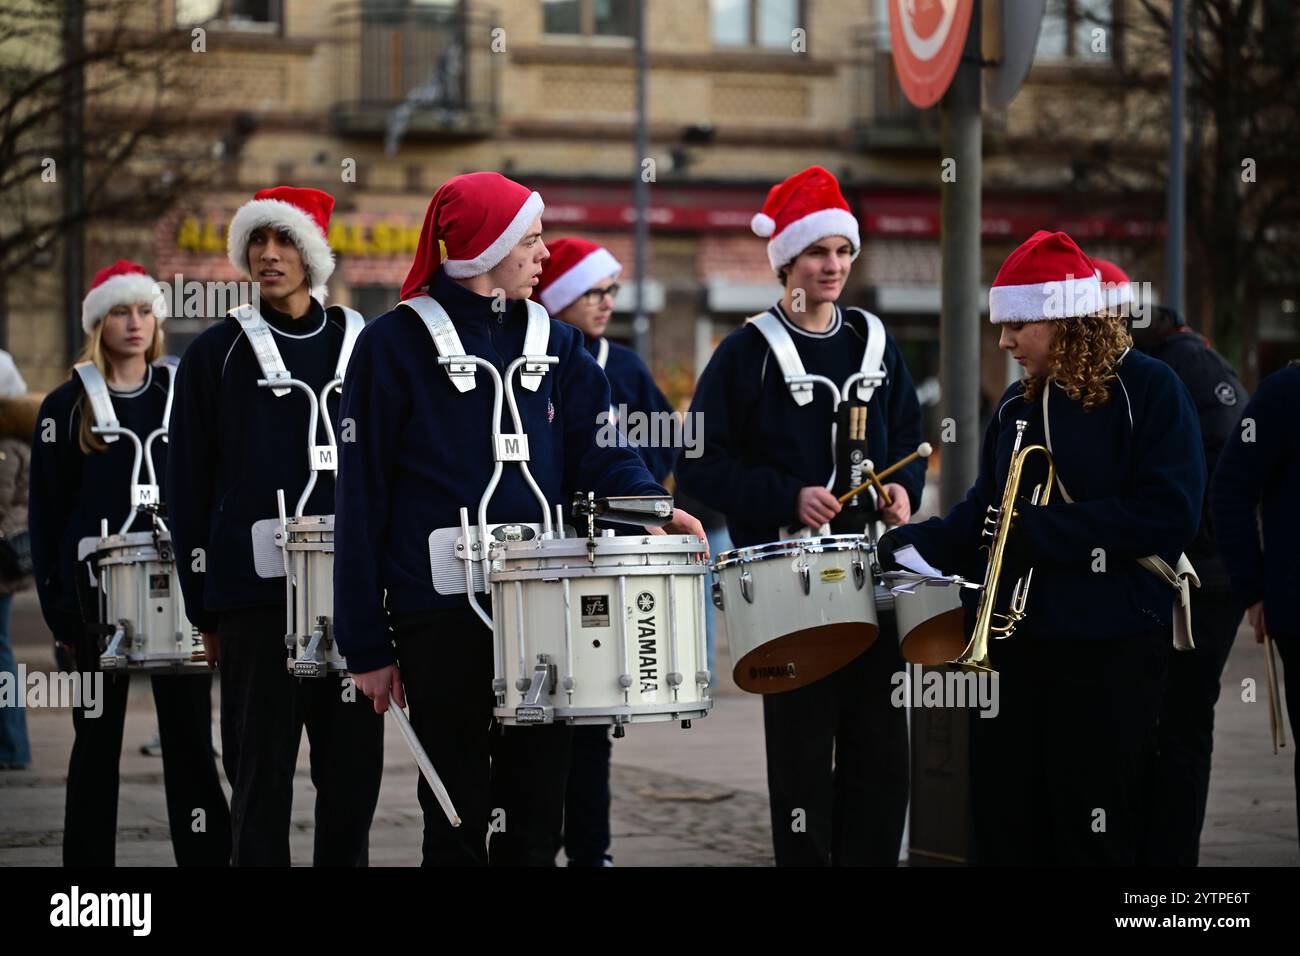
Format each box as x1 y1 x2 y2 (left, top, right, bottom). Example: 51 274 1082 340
579 283 620 304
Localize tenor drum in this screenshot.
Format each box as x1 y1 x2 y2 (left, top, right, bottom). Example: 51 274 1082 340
488 533 712 730
893 578 968 665
283 515 347 677
94 531 205 671
712 535 878 694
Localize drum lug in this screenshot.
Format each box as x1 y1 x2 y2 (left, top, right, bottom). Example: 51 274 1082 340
739 567 754 604
852 553 867 590
696 669 711 687
798 562 810 596
515 655 557 724
667 671 682 688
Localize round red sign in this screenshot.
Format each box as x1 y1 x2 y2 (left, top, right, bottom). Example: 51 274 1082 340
888 0 976 109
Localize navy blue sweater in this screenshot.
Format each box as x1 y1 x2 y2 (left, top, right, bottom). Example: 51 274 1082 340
885 348 1205 641
166 299 345 632
674 304 926 548
29 366 171 644
1209 365 1300 638
588 336 678 483
332 270 666 673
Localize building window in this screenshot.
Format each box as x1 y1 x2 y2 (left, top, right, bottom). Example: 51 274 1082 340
176 0 283 32
1036 0 1114 62
541 0 634 38
711 0 802 50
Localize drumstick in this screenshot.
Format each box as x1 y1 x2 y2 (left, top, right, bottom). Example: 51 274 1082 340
388 703 462 827
1264 632 1287 754
838 442 934 507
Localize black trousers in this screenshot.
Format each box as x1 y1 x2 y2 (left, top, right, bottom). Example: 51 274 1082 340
971 627 1167 866
761 613 910 866
63 639 231 866
1272 633 1300 849
393 607 571 866
1142 590 1245 865
218 605 384 867
562 725 613 865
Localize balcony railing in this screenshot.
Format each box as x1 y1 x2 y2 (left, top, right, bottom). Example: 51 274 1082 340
330 1 498 143
849 23 941 151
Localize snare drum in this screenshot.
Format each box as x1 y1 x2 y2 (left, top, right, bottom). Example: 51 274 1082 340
893 579 968 665
283 514 347 678
488 533 712 730
712 535 878 694
93 531 205 671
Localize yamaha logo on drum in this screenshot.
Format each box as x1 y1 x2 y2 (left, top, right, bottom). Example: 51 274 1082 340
638 594 658 693
750 663 798 681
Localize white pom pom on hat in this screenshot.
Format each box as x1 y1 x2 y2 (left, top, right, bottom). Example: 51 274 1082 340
751 213 776 238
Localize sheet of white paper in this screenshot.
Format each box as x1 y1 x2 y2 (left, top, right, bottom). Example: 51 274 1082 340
893 543 945 577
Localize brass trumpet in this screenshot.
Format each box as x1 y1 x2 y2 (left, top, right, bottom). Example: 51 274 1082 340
949 419 1054 674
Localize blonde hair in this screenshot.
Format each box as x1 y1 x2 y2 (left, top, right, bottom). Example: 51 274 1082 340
76 315 165 454
1020 313 1132 411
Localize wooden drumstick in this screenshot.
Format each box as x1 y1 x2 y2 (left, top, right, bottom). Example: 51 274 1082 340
389 703 462 827
837 442 934 507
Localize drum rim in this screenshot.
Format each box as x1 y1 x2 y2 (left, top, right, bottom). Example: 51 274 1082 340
712 534 875 571
489 534 706 561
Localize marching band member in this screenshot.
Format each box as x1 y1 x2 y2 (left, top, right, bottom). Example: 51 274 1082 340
534 237 679 866
167 188 383 866
1105 257 1251 866
29 260 231 866
333 172 704 866
1210 361 1300 850
676 166 926 866
880 231 1205 865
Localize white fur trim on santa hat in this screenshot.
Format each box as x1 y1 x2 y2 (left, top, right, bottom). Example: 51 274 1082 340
82 273 168 335
227 198 335 303
443 192 546 279
767 208 861 273
989 273 1104 324
540 248 622 315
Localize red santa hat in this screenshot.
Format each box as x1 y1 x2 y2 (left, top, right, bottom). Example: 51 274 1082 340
227 185 336 302
82 260 167 335
988 230 1103 324
751 165 861 274
1093 257 1132 311
401 172 545 299
533 238 622 315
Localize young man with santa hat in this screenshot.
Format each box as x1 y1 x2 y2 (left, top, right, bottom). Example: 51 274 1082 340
167 187 383 866
676 165 926 866
533 237 678 866
30 259 231 865
880 231 1205 865
333 172 704 866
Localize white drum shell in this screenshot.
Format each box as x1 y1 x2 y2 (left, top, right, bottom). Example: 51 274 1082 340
489 535 712 726
96 532 203 671
713 535 879 694
286 515 347 676
893 580 968 665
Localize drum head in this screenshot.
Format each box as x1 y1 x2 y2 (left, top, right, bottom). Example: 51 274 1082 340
899 607 967 665
732 620 877 694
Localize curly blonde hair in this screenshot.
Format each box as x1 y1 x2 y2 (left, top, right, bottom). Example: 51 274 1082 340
1020 313 1132 410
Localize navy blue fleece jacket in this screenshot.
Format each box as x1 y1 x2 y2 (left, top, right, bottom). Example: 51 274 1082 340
29 366 171 643
1209 365 1300 639
332 269 666 673
675 303 926 548
589 335 678 483
166 299 345 632
885 348 1205 641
